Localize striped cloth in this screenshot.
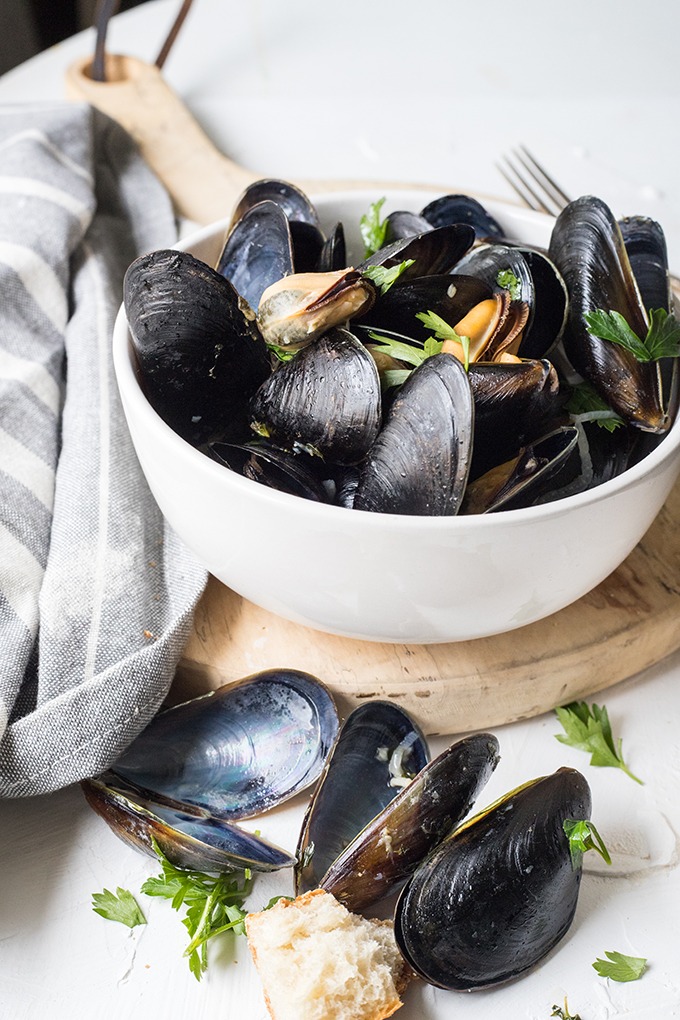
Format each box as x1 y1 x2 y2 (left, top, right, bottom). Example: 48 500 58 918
0 103 207 797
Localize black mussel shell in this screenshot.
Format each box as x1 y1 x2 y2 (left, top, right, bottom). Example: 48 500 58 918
112 670 339 821
208 440 333 502
468 358 562 480
316 221 347 272
384 209 433 242
228 178 320 230
618 215 671 313
295 702 430 896
548 195 667 433
394 767 591 990
360 223 475 279
249 327 382 465
354 353 474 515
82 775 296 873
513 247 569 359
216 200 295 311
421 193 505 241
320 733 500 912
124 249 271 445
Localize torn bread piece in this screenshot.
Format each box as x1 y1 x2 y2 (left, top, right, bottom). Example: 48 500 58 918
246 888 412 1020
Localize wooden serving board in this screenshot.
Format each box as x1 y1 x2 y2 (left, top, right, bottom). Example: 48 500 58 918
176 473 680 734
65 53 680 734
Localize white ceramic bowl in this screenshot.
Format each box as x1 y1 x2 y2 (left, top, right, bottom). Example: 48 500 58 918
112 190 680 644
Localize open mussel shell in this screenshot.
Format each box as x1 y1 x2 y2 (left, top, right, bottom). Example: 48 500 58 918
357 274 492 341
82 775 295 873
394 767 591 990
295 702 430 895
354 353 474 515
216 199 294 311
208 440 333 502
123 249 271 446
548 195 667 433
111 669 339 822
249 327 382 465
227 178 321 230
320 733 500 912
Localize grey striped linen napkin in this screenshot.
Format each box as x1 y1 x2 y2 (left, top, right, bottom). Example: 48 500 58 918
0 103 208 798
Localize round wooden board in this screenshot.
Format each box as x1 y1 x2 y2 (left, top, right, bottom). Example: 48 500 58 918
175 476 680 735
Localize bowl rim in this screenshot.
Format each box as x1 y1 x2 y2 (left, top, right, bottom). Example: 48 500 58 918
113 190 680 531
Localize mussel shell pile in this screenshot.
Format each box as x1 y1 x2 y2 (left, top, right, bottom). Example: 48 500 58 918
84 670 597 993
124 182 678 516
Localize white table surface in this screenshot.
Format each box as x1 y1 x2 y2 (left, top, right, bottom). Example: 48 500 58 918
2 2 680 1017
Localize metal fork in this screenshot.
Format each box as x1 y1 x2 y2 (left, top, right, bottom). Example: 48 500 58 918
497 146 571 217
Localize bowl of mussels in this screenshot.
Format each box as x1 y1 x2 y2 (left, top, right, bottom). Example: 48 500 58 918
113 182 680 644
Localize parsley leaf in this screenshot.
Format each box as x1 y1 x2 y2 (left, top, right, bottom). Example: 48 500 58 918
416 310 471 370
592 950 647 982
584 307 680 362
555 700 643 784
360 197 389 257
92 887 147 929
361 259 415 295
496 269 522 300
551 998 582 1020
368 331 441 368
566 380 625 432
563 818 611 869
141 838 254 981
266 342 298 363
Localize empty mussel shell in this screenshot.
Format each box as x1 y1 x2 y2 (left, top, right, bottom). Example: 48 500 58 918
394 767 591 990
82 775 295 873
112 669 339 821
295 701 430 895
320 732 501 912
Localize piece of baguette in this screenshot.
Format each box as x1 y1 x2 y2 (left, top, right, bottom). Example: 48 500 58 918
246 888 411 1020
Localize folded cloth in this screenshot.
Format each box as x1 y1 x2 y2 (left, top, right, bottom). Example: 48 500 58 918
0 103 208 797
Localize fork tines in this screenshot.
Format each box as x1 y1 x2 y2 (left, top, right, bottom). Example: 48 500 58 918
497 146 571 217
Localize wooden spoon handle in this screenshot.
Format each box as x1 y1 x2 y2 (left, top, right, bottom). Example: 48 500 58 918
65 54 257 223
65 54 463 224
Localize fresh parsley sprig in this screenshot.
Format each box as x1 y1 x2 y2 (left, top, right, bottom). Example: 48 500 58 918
496 268 522 300
592 950 647 982
563 818 611 870
551 998 582 1020
360 197 389 257
584 307 680 362
416 310 471 370
368 330 442 368
361 259 415 295
555 700 643 784
566 380 625 432
91 887 147 929
140 838 254 981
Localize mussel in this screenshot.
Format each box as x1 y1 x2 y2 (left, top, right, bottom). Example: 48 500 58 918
394 767 591 989
83 669 339 873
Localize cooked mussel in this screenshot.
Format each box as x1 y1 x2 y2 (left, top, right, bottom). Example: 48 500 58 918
82 774 296 873
319 733 500 912
216 199 295 312
124 249 271 445
394 767 591 990
249 327 382 464
112 669 339 821
548 195 668 433
295 702 430 895
354 353 474 514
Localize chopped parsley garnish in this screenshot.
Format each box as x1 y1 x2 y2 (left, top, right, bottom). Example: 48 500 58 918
496 268 522 300
368 331 442 368
592 950 647 982
416 309 471 370
360 197 389 257
91 887 147 928
584 307 680 362
361 259 415 295
563 818 611 869
140 839 254 981
555 700 643 784
566 380 625 432
551 998 582 1020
